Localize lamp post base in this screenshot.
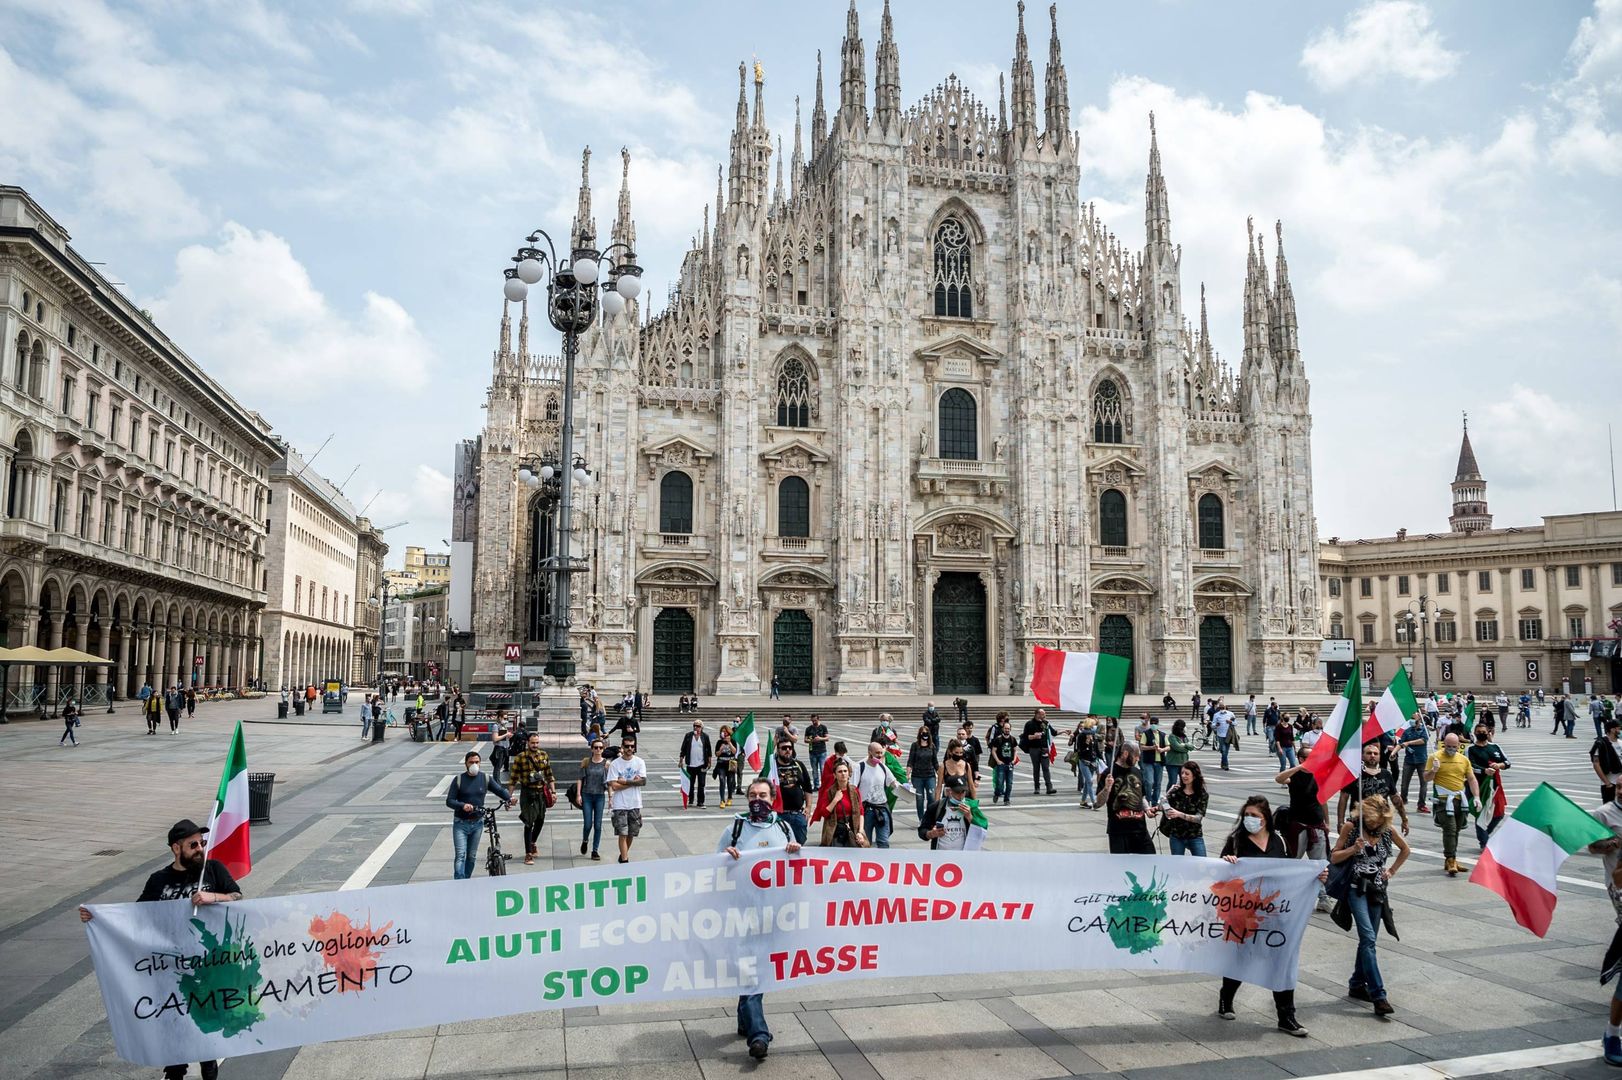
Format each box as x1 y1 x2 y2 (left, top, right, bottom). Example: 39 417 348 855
545 649 577 683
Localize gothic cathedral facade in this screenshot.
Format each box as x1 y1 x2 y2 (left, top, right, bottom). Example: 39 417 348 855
469 2 1322 697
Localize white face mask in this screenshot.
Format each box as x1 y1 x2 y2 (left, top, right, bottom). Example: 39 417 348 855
1242 815 1264 834
466 763 481 776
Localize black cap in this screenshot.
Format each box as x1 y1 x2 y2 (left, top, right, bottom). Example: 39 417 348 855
167 819 208 846
944 775 967 792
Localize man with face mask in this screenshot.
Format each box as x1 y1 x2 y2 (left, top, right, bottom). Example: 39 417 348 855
773 740 812 843
1424 732 1481 875
918 775 977 850
720 778 802 1059
446 750 513 879
80 819 243 1080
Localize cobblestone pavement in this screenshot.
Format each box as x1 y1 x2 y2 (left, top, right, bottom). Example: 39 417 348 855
1 696 1616 1078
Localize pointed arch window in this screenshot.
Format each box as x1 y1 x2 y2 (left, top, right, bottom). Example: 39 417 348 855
931 218 973 318
777 476 809 537
939 388 977 460
774 357 811 427
1099 489 1128 548
1197 493 1225 550
1092 379 1124 443
659 471 693 534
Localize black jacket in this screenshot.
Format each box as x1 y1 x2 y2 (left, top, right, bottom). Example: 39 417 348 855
917 798 971 849
679 731 713 769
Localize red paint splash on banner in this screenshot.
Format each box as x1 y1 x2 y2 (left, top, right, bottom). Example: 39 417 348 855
308 912 393 992
1209 878 1280 939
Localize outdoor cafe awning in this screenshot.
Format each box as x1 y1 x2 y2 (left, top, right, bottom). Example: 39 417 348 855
0 646 107 664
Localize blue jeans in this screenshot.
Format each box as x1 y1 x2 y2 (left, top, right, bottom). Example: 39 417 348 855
780 811 808 845
1141 761 1163 804
1218 739 1231 769
1347 889 1387 1001
809 750 826 791
581 792 605 854
1277 744 1297 770
1247 713 1258 734
1265 725 1277 752
737 993 770 1043
1168 835 1206 857
913 774 936 821
863 804 891 848
992 764 1013 801
1077 761 1096 802
452 817 483 879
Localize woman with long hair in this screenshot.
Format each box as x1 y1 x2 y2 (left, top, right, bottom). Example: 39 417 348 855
811 759 867 847
938 737 977 799
1160 761 1208 856
714 724 738 809
1217 795 1319 1037
578 738 609 861
1330 793 1409 1016
907 726 940 821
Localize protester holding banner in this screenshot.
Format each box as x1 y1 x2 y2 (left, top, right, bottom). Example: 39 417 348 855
1329 793 1409 1018
1218 795 1315 1037
578 738 609 859
446 751 512 880
720 778 802 1061
1101 740 1156 854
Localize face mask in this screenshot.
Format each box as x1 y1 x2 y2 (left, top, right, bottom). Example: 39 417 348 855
466 763 481 775
747 798 772 821
1443 747 1457 756
1242 815 1264 834
946 795 961 807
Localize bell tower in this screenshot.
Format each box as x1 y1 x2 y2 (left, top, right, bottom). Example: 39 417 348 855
1448 415 1492 532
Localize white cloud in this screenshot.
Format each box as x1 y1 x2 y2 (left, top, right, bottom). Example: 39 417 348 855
1477 384 1589 491
145 223 434 400
1301 1 1461 90
1550 0 1622 175
1570 0 1622 87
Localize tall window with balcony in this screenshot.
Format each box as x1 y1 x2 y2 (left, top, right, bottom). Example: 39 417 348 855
659 471 694 535
938 388 977 460
774 357 811 428
1099 489 1128 548
1092 379 1124 443
1196 494 1224 550
931 219 973 318
778 476 809 538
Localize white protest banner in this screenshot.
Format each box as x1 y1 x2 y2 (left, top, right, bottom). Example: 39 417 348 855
84 850 1322 1067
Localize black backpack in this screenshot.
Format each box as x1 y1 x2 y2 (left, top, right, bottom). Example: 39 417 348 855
731 816 793 846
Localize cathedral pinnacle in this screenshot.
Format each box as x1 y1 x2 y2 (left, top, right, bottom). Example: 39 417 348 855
839 0 867 128
517 297 529 359
1145 112 1171 254
613 146 635 253
1010 0 1038 146
497 299 511 358
1043 2 1070 147
998 72 1008 133
773 136 785 207
1272 220 1300 372
792 95 804 193
812 50 828 157
571 147 595 247
875 0 901 131
1198 282 1213 364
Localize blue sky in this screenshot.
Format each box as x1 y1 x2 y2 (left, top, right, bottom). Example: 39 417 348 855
2 0 1618 561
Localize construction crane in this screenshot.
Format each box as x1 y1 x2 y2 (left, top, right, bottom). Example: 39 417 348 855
374 521 408 531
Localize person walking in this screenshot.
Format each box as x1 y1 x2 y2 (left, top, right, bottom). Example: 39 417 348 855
918 775 978 851
185 687 197 719
1072 719 1102 809
1190 690 1203 724
1160 761 1208 856
771 740 811 844
921 701 942 744
59 699 80 746
143 686 163 735
1330 794 1409 1017
679 719 713 809
606 738 647 864
819 739 854 791
804 713 828 793
907 726 940 822
855 741 904 848
1246 695 1259 736
1100 741 1156 854
578 738 609 860
870 712 899 749
1218 796 1316 1036
445 750 512 879
988 714 1017 805
1274 712 1298 770
1022 709 1057 795
1595 695 1611 741
1141 715 1169 803
1213 703 1234 770
938 737 977 799
714 724 739 809
509 733 555 866
359 694 373 739
1592 718 1622 804
1467 725 1509 848
811 759 867 847
1396 712 1430 812
720 778 801 1060
164 684 183 733
768 673 781 700
79 818 242 1080
1424 732 1481 875
1276 762 1332 911
1264 698 1282 754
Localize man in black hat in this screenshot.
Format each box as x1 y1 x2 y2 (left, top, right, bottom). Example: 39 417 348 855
79 819 241 1079
917 774 978 851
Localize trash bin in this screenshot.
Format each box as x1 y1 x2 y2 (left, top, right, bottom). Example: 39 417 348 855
248 772 276 824
276 701 288 719
372 719 385 743
411 719 427 743
293 699 305 716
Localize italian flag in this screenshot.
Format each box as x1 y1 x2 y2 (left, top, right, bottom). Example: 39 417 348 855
204 720 251 879
1303 666 1363 803
1470 782 1610 937
1029 647 1130 719
962 797 990 850
1364 665 1418 742
734 712 762 773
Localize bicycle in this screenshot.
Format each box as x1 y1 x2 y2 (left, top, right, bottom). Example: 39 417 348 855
484 807 510 877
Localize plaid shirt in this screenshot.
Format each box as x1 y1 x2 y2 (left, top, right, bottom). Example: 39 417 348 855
509 748 555 789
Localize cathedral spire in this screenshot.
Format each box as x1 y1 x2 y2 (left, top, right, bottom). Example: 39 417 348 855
998 72 1008 134
517 298 529 359
1010 0 1038 147
811 50 828 157
571 147 595 247
1449 415 1493 532
1198 282 1213 363
792 95 804 195
1242 218 1272 376
1273 220 1301 372
839 0 867 128
751 56 766 132
727 63 748 207
613 146 636 252
497 299 511 358
1145 112 1171 255
773 136 785 208
875 0 901 132
1043 2 1070 147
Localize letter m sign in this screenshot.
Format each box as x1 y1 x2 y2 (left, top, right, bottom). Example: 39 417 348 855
504 643 522 662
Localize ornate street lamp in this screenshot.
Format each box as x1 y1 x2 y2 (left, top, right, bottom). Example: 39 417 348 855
367 578 398 688
501 229 638 681
1403 594 1436 693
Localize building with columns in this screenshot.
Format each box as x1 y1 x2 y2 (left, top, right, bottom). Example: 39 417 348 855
1320 422 1622 696
469 1 1321 696
260 443 360 690
352 517 388 685
0 186 275 707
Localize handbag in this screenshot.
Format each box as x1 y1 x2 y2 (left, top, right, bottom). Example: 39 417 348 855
564 781 581 810
542 785 557 809
1324 857 1354 902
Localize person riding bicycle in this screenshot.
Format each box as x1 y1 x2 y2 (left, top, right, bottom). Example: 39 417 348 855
446 750 512 880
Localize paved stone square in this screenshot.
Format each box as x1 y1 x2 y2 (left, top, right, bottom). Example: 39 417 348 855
1 695 1618 1078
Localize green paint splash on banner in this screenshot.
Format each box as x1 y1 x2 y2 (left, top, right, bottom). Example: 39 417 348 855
180 916 265 1037
1104 870 1167 954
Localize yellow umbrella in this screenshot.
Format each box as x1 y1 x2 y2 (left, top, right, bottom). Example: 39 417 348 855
0 645 59 663
42 647 107 664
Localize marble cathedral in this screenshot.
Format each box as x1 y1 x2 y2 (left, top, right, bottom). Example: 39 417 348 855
467 1 1321 696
